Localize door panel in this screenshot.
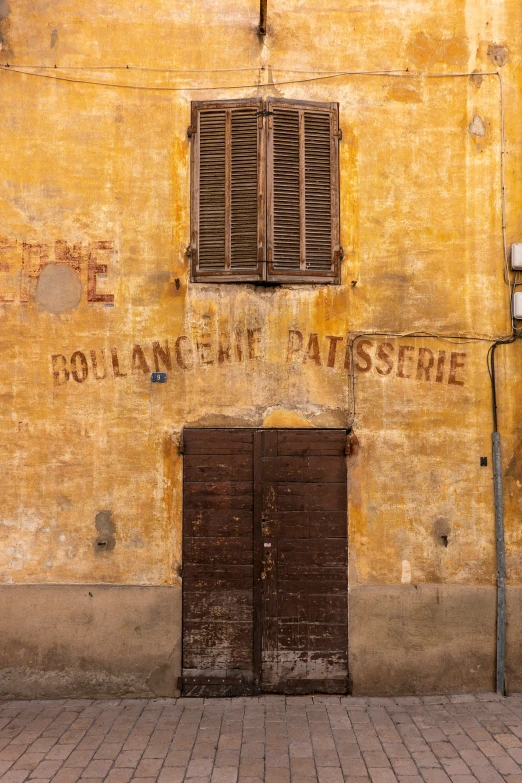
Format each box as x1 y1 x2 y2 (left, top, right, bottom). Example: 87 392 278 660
256 429 348 694
181 428 348 697
181 429 255 696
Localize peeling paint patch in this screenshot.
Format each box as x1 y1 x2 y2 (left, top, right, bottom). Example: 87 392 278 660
0 0 11 56
487 43 509 67
468 116 486 137
94 511 116 553
386 84 421 103
407 31 468 68
35 264 82 315
401 560 412 584
470 71 483 88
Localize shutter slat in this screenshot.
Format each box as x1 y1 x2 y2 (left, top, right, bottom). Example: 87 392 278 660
198 111 226 271
231 109 259 270
272 108 301 271
191 99 264 282
304 112 332 272
267 100 340 283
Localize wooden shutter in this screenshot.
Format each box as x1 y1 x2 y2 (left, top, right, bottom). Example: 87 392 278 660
266 99 341 283
190 99 265 282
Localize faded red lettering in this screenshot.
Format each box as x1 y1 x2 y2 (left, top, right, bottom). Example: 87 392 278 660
71 351 88 383
218 335 231 364
90 349 107 380
247 328 262 360
152 340 172 372
304 333 321 366
175 336 192 370
287 330 303 362
448 352 466 386
197 340 213 365
111 347 127 378
435 351 446 383
375 342 395 376
354 340 373 372
87 241 115 304
416 347 434 381
234 328 243 362
326 335 343 368
54 240 82 273
21 243 49 302
132 344 150 374
397 345 415 378
52 354 69 385
344 338 352 370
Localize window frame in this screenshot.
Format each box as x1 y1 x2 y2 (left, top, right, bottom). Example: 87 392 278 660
189 97 341 285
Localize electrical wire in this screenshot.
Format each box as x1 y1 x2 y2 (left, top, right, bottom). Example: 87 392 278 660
0 62 516 423
487 330 518 432
0 63 500 90
0 64 510 289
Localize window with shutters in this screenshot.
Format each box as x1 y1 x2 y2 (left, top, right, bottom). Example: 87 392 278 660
189 98 342 284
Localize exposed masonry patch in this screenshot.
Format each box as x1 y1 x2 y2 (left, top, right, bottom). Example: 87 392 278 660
469 116 486 137
35 263 82 314
94 510 116 553
488 43 509 67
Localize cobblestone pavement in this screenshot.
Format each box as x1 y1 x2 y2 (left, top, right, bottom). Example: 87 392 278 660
2 694 522 783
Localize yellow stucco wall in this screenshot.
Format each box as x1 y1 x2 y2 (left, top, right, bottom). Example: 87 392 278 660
0 0 520 603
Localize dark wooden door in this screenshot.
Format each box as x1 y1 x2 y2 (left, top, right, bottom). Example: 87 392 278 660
181 428 348 697
181 429 255 696
255 430 348 694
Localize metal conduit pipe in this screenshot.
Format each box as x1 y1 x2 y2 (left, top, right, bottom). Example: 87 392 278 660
259 0 267 35
489 335 516 694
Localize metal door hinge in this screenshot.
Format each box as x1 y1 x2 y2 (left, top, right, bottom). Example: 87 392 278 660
187 125 196 139
334 128 343 140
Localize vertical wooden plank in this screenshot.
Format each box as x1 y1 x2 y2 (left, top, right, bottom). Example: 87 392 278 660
253 429 263 691
299 110 306 272
265 103 274 281
182 428 255 697
330 103 341 282
225 110 232 271
260 429 348 694
258 105 267 280
190 102 199 278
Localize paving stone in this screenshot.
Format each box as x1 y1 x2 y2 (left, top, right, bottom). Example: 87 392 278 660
157 771 185 783
30 761 64 779
3 696 522 783
80 760 113 778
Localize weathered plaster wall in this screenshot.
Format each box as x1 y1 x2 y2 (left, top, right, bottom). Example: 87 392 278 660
0 0 521 695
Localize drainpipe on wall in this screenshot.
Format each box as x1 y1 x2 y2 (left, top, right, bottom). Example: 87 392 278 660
490 338 515 695
492 427 506 695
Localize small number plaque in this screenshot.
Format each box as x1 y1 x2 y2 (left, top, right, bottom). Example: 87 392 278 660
151 372 167 383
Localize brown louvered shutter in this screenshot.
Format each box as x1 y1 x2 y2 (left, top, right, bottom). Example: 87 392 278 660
266 99 341 283
190 99 265 282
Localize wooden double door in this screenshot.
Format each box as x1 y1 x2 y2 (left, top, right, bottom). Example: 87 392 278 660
181 428 348 696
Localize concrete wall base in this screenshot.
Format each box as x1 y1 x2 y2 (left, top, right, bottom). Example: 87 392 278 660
2 583 522 698
0 585 181 699
349 584 497 695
